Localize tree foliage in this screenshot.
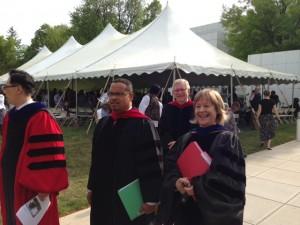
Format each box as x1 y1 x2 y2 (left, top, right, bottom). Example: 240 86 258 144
0 27 25 74
0 0 161 74
222 0 300 60
23 24 71 63
70 0 162 44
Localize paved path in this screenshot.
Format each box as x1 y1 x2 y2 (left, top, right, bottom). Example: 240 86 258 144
60 140 300 225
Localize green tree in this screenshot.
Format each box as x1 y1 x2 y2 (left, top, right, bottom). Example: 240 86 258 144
143 0 162 27
70 0 118 44
6 26 26 66
23 24 71 63
222 0 300 60
0 35 18 74
70 0 162 44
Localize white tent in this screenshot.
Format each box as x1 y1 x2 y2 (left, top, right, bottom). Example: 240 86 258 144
0 46 52 83
26 36 82 75
33 23 140 81
69 4 296 82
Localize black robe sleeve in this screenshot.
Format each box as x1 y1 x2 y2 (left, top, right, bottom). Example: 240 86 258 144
192 132 246 225
157 133 193 224
87 117 110 190
134 119 162 202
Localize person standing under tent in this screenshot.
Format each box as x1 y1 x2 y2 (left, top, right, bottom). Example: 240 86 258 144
139 84 163 127
0 92 7 135
270 90 280 106
0 70 68 225
158 79 194 154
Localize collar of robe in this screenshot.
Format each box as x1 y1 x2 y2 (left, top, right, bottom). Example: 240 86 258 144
111 108 149 121
192 124 226 136
168 99 193 109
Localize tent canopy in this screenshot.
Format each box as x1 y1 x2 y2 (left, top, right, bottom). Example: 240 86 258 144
34 4 298 83
1 4 298 85
33 23 136 80
26 36 82 75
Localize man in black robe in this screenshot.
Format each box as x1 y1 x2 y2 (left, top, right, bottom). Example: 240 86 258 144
87 78 162 225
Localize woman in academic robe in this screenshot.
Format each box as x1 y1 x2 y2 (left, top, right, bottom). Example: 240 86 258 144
158 79 194 154
158 88 246 225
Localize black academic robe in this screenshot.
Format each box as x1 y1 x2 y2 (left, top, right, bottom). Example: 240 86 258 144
158 101 194 153
88 110 162 225
158 126 246 225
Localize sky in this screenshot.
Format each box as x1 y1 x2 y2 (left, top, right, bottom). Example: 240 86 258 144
0 0 239 45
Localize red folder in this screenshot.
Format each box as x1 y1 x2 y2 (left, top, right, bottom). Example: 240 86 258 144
177 141 212 180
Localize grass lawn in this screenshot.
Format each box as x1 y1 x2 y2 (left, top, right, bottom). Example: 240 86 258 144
239 122 296 154
0 122 297 224
58 126 93 216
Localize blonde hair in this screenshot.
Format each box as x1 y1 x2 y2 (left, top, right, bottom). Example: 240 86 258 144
172 79 190 92
193 88 227 125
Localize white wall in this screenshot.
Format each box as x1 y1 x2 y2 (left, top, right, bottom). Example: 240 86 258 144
191 22 228 52
248 50 300 105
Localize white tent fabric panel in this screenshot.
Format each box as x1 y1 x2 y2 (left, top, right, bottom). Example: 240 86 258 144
33 23 133 80
26 36 82 75
0 46 52 84
75 4 297 82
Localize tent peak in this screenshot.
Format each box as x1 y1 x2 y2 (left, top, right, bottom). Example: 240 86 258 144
39 46 52 54
61 36 82 48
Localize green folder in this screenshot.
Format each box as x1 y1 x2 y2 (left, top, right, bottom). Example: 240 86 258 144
118 179 143 221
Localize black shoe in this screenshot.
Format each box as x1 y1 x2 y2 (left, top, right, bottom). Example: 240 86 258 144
267 147 272 150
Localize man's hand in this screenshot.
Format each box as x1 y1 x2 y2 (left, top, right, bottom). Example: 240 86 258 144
87 191 92 206
37 193 49 201
184 185 195 197
175 177 191 194
140 203 157 214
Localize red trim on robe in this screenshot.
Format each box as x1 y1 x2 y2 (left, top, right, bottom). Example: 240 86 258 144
111 108 149 121
168 99 193 109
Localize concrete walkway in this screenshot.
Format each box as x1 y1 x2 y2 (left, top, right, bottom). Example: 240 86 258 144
60 140 300 225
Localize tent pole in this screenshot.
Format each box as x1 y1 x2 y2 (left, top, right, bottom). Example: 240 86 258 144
230 76 233 106
292 82 295 109
33 79 45 100
54 79 72 112
47 81 50 108
160 69 173 102
75 78 78 118
86 71 113 134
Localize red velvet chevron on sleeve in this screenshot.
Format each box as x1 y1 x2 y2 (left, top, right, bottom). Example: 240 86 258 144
17 111 69 193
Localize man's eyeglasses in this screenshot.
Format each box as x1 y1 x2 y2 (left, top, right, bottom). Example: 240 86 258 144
1 84 18 91
107 91 129 97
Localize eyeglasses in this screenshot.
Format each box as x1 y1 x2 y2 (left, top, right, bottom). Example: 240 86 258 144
107 91 129 97
1 84 18 91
